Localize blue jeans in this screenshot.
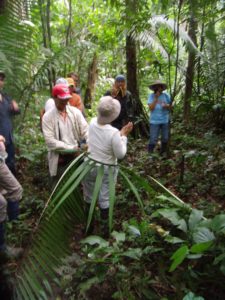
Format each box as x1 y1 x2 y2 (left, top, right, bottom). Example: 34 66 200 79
149 123 169 152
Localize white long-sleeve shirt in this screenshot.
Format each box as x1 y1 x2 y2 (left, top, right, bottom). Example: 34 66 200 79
42 106 88 176
87 117 127 165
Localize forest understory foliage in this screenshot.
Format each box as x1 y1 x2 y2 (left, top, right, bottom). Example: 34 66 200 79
3 117 225 300
0 0 224 299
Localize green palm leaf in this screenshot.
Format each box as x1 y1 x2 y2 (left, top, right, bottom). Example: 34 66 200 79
118 168 144 211
14 155 187 298
108 166 116 232
86 165 104 232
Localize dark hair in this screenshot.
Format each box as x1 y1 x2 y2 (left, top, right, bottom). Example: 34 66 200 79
153 84 163 93
0 71 5 79
67 72 78 78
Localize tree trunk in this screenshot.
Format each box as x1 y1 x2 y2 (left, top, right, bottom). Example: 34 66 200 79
38 0 53 90
84 53 98 108
126 34 148 137
183 7 198 123
0 0 6 14
197 5 205 95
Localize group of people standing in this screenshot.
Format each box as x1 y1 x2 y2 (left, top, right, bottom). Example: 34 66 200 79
0 70 171 256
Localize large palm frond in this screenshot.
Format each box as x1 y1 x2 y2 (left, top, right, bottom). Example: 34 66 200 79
14 153 190 299
131 15 200 59
0 0 36 98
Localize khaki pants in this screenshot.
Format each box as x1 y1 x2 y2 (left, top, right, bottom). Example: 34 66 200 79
0 162 23 223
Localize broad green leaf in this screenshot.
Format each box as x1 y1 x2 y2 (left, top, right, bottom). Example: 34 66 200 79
210 214 225 233
169 245 189 272
188 209 204 231
81 235 109 247
122 248 142 260
165 235 184 244
127 225 141 236
111 231 126 243
79 276 100 294
183 291 205 300
155 209 187 232
193 227 215 244
190 241 213 254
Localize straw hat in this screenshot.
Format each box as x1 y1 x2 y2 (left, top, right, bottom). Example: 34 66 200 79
149 79 167 91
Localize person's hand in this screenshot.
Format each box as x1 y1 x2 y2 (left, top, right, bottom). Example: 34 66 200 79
161 102 170 109
11 100 19 111
0 135 5 143
120 122 133 136
80 143 88 152
0 141 5 152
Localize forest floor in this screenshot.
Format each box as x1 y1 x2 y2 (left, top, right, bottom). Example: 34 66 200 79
2 121 225 299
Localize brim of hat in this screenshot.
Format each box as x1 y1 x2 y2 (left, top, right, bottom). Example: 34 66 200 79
57 94 72 100
115 78 125 82
97 106 121 125
149 83 167 90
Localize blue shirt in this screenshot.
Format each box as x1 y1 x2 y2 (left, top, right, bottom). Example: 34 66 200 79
0 92 19 144
147 92 171 124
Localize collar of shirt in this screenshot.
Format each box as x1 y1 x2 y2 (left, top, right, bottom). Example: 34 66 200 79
58 110 67 121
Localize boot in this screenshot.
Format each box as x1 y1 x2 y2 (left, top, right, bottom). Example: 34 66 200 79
160 142 168 158
0 222 23 262
100 208 109 239
148 144 155 153
7 201 19 221
84 203 94 235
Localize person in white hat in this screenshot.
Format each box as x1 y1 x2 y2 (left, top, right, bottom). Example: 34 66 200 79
83 96 133 236
147 80 171 156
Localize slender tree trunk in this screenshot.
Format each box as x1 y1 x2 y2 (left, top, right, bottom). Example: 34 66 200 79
38 0 48 48
126 35 148 137
0 0 6 14
38 0 53 90
65 0 72 47
197 5 205 95
46 0 51 48
183 7 198 123
125 0 148 137
172 0 183 102
84 53 98 108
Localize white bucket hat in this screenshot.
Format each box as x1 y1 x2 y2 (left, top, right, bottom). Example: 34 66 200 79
97 96 121 125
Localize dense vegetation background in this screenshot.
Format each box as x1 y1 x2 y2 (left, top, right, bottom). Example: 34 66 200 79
0 0 225 299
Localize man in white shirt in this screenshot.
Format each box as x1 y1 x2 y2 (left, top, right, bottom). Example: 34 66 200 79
83 96 133 236
42 84 88 186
